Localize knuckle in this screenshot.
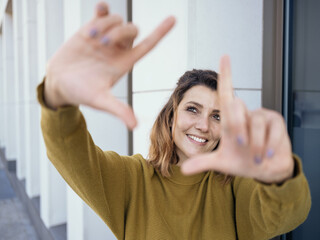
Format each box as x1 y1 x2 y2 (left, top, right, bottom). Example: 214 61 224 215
238 115 246 126
234 98 245 108
251 114 265 128
249 132 265 154
272 111 284 122
251 142 264 155
111 14 123 23
226 117 238 131
254 108 264 115
234 120 246 134
129 24 138 35
273 162 286 175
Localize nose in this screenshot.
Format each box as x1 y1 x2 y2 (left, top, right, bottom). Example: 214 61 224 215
195 116 209 132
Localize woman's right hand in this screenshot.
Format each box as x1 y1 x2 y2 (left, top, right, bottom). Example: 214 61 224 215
44 2 175 129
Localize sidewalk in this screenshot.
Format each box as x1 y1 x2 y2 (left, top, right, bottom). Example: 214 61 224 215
0 152 39 240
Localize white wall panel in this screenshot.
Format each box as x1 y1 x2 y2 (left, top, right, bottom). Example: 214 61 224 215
13 0 26 180
22 0 41 194
83 203 116 240
0 35 4 147
133 0 188 92
190 0 263 89
235 89 262 110
2 13 17 160
38 0 67 228
67 187 84 240
133 91 172 157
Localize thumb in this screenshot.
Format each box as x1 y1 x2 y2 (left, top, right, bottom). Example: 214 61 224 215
91 93 137 130
181 152 220 175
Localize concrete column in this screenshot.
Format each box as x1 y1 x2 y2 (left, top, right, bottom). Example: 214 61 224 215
64 1 127 239
21 0 41 197
0 35 4 148
2 12 17 161
37 0 67 227
12 0 26 180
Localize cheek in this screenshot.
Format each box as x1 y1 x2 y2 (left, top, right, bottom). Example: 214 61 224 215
176 114 194 131
210 123 222 139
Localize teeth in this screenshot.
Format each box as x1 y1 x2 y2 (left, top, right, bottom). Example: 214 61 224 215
188 135 207 143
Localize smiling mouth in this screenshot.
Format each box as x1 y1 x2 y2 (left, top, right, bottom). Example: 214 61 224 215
187 134 208 143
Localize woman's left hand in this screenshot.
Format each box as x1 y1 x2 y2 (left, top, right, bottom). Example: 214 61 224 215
181 56 294 184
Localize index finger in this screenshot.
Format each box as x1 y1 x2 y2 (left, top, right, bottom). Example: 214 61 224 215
218 55 234 106
128 16 176 64
95 2 109 18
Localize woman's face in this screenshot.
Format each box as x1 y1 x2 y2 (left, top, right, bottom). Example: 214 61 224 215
172 85 221 164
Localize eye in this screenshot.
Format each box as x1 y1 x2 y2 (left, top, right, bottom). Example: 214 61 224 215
212 114 220 121
186 106 197 113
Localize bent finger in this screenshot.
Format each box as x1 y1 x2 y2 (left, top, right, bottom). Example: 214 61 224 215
95 2 109 18
128 16 175 65
223 98 249 145
265 113 287 159
181 152 220 175
249 111 267 164
87 14 123 38
100 23 138 48
91 93 137 130
182 152 246 176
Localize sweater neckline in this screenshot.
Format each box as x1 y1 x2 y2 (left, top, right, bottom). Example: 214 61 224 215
167 164 207 185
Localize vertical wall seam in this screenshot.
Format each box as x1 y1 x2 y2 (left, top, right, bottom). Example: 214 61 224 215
127 0 133 156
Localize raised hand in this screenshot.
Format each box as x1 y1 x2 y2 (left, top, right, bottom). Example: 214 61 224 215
44 2 175 129
181 56 294 184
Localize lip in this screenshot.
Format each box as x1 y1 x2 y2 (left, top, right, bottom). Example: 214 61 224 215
186 134 208 146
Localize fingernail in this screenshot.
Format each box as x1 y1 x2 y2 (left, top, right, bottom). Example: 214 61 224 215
101 36 110 45
237 135 244 146
267 149 274 158
254 156 262 164
97 4 106 12
89 28 98 38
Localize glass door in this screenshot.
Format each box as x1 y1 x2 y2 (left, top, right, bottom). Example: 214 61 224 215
283 0 320 239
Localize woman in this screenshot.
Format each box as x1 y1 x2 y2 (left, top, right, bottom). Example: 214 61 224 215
39 2 311 239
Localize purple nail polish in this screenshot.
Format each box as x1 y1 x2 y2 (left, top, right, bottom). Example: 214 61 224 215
89 28 98 38
101 36 110 45
254 156 262 164
267 149 274 158
237 136 244 145
98 5 105 12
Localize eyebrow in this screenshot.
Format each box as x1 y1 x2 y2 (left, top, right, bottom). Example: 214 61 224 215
185 101 220 113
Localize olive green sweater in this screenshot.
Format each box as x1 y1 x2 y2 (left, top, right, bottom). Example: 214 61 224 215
38 83 311 240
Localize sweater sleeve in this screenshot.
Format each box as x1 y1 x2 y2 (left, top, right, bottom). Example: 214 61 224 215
38 81 127 239
232 155 311 240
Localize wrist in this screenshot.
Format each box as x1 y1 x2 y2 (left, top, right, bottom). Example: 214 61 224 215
275 158 295 185
43 75 66 110
256 157 295 185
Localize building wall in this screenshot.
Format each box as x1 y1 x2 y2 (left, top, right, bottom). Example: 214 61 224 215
132 0 263 158
0 0 263 239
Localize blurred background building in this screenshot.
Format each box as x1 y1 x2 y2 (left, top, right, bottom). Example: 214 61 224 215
0 0 319 239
